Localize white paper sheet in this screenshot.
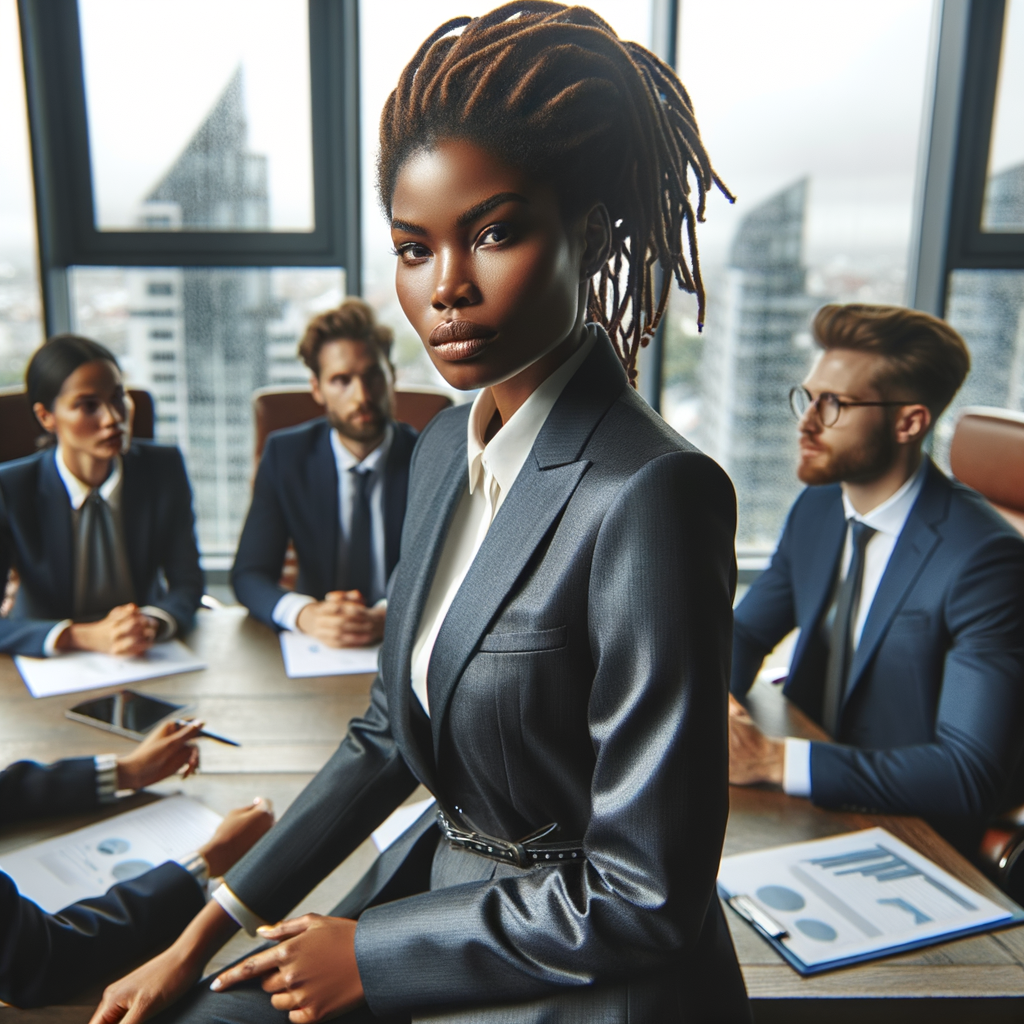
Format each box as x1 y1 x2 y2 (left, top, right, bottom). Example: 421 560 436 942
0 795 222 913
15 639 207 698
718 827 1012 969
372 798 436 852
279 631 380 677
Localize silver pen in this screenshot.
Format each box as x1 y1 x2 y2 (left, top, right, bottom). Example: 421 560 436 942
728 894 789 939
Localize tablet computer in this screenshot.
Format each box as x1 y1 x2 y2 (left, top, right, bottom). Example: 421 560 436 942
66 690 190 740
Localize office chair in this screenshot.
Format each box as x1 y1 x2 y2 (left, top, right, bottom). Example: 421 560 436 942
250 384 454 590
951 408 1024 899
0 385 155 465
251 384 454 462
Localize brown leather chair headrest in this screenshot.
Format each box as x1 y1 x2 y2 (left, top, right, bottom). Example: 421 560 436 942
949 408 1024 529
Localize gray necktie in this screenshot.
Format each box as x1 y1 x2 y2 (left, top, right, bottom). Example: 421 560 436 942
74 490 135 620
340 467 375 603
822 520 877 737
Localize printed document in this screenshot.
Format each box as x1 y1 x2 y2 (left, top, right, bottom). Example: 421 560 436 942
372 797 436 852
15 640 206 698
279 631 380 677
0 796 222 913
718 827 1012 969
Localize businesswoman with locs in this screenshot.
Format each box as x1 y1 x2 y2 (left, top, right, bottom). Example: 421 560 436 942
92 5 747 1022
0 334 203 657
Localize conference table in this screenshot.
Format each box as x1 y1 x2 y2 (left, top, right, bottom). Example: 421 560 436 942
2 606 1023 1022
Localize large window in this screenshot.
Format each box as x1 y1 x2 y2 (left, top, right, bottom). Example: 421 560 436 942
0 0 43 384
659 0 936 550
16 0 357 559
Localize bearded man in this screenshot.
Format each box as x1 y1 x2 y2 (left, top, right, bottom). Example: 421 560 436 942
232 299 416 647
728 303 1024 853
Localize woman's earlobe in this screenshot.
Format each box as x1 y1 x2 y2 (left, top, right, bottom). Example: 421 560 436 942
580 204 612 280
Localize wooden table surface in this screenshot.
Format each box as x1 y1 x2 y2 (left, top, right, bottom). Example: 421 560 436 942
2 608 1023 1021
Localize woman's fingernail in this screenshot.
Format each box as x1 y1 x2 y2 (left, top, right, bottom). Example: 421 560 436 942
209 978 222 991
256 925 273 935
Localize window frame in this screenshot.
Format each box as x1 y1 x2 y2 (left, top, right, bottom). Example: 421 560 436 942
17 0 361 335
911 0 1024 317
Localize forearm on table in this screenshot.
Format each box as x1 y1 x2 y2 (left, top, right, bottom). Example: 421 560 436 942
809 739 1004 819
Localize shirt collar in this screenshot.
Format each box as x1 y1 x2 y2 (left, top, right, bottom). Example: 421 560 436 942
330 422 394 475
54 446 122 510
467 328 598 497
841 458 928 537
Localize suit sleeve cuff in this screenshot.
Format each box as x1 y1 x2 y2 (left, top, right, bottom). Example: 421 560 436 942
272 592 316 632
141 605 177 640
211 883 268 936
783 737 812 797
43 619 73 656
95 753 120 804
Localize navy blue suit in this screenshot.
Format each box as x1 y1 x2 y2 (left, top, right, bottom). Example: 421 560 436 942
231 418 417 627
732 460 1024 850
0 442 203 656
0 760 205 1008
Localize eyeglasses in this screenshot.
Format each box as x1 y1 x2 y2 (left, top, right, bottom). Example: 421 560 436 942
788 386 913 428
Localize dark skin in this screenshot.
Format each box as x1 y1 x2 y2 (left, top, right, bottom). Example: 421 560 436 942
88 137 612 1024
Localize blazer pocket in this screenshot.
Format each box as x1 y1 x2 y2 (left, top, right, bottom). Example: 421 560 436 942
892 610 930 632
478 626 568 654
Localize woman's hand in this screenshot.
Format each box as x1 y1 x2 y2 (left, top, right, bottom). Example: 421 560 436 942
60 603 158 656
198 797 275 877
90 902 240 1024
115 719 203 790
88 944 202 1024
210 914 364 1023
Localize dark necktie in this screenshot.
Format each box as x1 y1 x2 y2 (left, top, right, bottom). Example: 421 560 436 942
822 520 877 737
75 490 135 620
342 466 374 602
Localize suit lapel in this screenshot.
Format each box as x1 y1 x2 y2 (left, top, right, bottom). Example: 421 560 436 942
425 331 625 760
382 425 412 578
785 494 845 712
841 462 949 714
426 456 589 759
381 420 469 791
309 422 340 594
39 452 74 615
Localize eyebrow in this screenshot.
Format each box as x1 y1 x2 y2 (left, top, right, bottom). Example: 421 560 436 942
390 192 529 235
455 192 528 227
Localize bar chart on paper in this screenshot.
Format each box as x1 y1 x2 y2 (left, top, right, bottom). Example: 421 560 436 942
718 827 1021 973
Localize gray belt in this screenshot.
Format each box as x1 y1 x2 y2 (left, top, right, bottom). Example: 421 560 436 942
436 807 584 869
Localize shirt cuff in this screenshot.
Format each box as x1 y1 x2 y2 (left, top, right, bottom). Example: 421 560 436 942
177 852 210 894
273 592 317 632
211 883 268 936
372 598 387 611
95 753 119 804
783 737 812 797
141 605 177 641
43 619 73 656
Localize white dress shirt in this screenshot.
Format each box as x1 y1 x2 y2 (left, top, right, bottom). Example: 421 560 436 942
272 425 394 631
410 332 596 715
783 459 929 796
44 447 176 656
212 330 597 937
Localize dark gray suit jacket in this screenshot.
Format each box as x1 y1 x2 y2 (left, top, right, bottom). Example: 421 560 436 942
222 332 748 1022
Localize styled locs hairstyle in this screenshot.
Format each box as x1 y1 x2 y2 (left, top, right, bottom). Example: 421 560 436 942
378 2 731 384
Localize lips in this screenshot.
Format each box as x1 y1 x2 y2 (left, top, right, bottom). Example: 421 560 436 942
428 319 497 361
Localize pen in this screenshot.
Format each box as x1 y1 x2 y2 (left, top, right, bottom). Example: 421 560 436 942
728 894 789 939
175 719 241 747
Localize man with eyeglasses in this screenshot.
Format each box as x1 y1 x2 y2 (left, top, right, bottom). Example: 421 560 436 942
728 303 1024 854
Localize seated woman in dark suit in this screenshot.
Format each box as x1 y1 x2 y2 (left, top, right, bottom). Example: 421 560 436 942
91 6 747 1023
0 334 203 657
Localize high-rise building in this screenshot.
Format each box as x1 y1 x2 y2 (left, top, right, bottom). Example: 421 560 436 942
127 70 278 552
696 179 818 548
940 163 1024 463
